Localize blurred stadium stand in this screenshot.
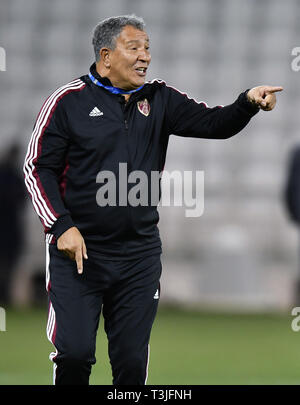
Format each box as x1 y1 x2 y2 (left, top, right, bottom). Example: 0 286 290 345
0 0 299 310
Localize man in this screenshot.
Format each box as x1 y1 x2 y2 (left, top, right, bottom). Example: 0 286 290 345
23 15 282 385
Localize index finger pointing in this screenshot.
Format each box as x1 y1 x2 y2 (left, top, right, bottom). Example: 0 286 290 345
264 86 283 94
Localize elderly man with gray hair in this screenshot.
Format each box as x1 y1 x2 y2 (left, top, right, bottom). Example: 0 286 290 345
23 14 282 385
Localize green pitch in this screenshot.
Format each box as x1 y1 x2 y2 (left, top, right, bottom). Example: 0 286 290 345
0 305 299 385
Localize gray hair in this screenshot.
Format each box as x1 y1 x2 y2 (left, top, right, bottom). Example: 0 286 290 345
92 15 146 62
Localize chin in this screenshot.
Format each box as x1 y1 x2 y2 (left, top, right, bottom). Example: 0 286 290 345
135 79 146 88
129 77 146 89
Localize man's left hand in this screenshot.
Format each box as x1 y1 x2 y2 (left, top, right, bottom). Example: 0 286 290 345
247 85 283 111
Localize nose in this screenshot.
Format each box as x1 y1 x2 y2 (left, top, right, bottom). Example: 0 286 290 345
138 49 151 64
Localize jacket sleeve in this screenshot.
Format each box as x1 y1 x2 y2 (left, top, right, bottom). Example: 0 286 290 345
23 95 75 240
165 85 260 139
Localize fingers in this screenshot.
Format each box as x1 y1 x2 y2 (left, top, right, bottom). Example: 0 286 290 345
82 240 88 260
262 93 275 110
247 85 283 109
57 227 88 274
261 86 282 111
257 93 277 111
255 96 266 107
263 86 283 94
75 248 83 274
252 95 268 109
248 85 282 111
74 240 88 274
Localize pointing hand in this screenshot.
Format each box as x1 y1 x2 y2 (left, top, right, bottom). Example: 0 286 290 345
247 85 283 111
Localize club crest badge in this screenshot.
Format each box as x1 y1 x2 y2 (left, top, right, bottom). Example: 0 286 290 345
137 98 150 117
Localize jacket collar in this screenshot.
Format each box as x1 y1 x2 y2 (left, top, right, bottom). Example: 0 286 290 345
89 62 114 87
88 62 155 102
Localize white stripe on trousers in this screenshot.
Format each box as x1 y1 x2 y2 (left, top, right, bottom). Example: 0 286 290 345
144 344 150 385
45 242 58 384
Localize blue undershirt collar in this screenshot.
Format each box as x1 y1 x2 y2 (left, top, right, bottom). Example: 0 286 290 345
88 72 144 95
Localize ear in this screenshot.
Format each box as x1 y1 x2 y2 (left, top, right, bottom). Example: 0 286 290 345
99 48 111 68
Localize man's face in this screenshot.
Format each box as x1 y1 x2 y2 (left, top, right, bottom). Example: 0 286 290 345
106 25 151 90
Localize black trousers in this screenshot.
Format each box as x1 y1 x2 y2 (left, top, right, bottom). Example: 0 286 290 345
46 243 162 385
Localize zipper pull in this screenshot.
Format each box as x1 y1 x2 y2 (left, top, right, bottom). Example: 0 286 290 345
124 119 128 130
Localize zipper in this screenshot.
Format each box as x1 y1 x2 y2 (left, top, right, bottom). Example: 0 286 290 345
122 108 133 253
123 118 131 170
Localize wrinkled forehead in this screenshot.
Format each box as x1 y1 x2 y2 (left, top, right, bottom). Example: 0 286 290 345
117 25 150 45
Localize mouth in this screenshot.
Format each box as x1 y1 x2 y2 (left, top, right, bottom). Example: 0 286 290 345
135 67 147 77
